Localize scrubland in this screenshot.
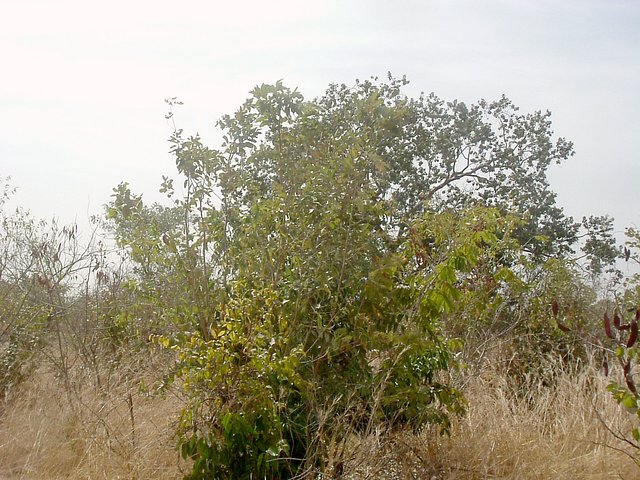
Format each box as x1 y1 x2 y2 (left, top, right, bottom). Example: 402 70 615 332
2 78 639 478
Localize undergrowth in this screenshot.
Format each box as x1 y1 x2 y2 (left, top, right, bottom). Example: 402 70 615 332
0 344 636 479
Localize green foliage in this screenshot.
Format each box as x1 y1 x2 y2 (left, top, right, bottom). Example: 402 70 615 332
105 77 585 477
581 215 619 276
495 256 602 388
157 285 304 479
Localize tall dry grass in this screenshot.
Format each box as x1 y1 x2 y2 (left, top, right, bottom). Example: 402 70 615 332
341 356 639 479
439 364 636 478
0 349 638 479
0 350 188 480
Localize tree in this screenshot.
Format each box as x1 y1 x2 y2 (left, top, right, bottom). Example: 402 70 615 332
107 76 578 478
211 76 576 258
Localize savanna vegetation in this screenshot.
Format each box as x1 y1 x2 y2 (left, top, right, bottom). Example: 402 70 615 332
1 76 639 479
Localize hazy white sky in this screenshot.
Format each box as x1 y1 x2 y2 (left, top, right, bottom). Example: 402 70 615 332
1 0 639 238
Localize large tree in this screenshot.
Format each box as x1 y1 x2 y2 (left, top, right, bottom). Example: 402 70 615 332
107 77 579 478
210 76 577 259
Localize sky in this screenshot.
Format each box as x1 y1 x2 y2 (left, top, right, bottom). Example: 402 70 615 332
1 0 639 245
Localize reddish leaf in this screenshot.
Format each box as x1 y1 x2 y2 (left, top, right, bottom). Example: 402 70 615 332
624 359 638 395
614 310 631 331
556 319 570 333
604 312 614 339
551 300 559 318
627 318 638 348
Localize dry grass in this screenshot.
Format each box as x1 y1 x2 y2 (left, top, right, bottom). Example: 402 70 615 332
342 358 639 479
0 351 188 480
1 350 638 479
433 362 638 479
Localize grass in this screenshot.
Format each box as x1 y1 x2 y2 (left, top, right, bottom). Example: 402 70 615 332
339 354 639 479
0 350 188 480
429 360 637 479
0 347 637 479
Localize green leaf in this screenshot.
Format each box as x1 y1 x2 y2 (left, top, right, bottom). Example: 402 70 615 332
622 393 638 413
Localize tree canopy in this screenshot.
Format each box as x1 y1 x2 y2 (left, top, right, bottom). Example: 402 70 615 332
105 76 602 478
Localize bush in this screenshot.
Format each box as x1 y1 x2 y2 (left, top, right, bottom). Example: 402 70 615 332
107 78 579 477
